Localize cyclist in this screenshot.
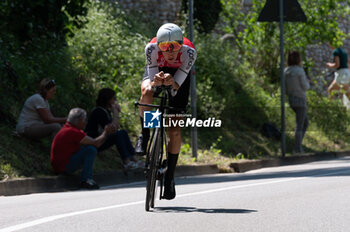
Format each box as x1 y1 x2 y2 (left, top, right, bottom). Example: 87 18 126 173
135 23 197 200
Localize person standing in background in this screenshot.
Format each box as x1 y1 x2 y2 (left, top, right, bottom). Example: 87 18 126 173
285 51 310 154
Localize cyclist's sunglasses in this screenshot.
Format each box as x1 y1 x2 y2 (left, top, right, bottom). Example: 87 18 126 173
158 41 182 52
45 79 56 89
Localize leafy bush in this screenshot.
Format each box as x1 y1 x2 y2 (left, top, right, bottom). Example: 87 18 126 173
0 36 95 126
188 33 281 156
307 90 350 139
68 1 157 132
194 34 276 127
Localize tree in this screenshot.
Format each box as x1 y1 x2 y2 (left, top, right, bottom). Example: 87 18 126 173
219 0 350 85
0 0 88 42
182 0 222 33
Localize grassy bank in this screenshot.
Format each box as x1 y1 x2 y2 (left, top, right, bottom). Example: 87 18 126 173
1 1 350 180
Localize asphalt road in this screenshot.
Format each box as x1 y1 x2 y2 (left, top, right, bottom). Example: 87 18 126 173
0 157 350 232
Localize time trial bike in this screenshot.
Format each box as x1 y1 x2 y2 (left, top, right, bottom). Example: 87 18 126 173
135 85 183 211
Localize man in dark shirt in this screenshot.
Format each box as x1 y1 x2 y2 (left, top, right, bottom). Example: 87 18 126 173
85 88 142 169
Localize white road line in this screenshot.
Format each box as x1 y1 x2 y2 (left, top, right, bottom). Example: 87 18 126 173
1 168 350 232
0 201 144 232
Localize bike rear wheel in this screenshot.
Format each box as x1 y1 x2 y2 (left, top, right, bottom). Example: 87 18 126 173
145 128 161 211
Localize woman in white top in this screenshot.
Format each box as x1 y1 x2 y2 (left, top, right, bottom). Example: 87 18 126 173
16 78 67 139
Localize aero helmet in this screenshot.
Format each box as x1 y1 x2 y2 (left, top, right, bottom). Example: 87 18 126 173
156 23 183 44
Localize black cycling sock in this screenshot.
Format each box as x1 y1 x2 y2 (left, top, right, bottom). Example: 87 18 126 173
140 116 150 140
165 153 179 181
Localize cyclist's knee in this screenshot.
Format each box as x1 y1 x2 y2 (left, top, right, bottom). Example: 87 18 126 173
142 89 154 98
141 80 153 97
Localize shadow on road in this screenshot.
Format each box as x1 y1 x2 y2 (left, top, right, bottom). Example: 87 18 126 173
100 158 350 191
154 206 257 214
175 164 350 187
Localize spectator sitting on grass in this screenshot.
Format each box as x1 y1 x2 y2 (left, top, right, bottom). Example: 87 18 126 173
16 78 66 140
85 88 143 170
50 108 115 190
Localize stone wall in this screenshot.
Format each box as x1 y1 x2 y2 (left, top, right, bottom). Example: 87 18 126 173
116 0 182 25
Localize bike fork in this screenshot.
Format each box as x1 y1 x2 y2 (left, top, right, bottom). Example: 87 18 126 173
159 160 168 200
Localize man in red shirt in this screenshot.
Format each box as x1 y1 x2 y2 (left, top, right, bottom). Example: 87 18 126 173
51 108 114 189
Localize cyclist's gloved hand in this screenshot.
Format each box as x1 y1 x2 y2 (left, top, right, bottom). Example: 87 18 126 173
153 71 165 86
163 73 174 86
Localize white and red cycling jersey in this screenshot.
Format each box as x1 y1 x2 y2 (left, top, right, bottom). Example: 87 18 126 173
145 37 197 88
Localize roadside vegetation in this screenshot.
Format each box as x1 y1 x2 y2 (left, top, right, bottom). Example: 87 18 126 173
1 0 350 180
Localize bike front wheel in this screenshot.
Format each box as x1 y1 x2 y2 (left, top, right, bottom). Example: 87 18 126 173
145 128 161 211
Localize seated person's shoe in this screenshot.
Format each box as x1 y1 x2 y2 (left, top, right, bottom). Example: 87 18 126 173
135 134 147 156
80 179 100 190
163 179 176 200
136 160 145 168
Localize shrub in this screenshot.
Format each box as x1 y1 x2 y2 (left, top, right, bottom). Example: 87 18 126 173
68 1 157 132
307 90 350 139
0 36 95 126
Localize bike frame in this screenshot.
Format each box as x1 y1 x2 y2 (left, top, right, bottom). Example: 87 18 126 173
135 85 173 211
